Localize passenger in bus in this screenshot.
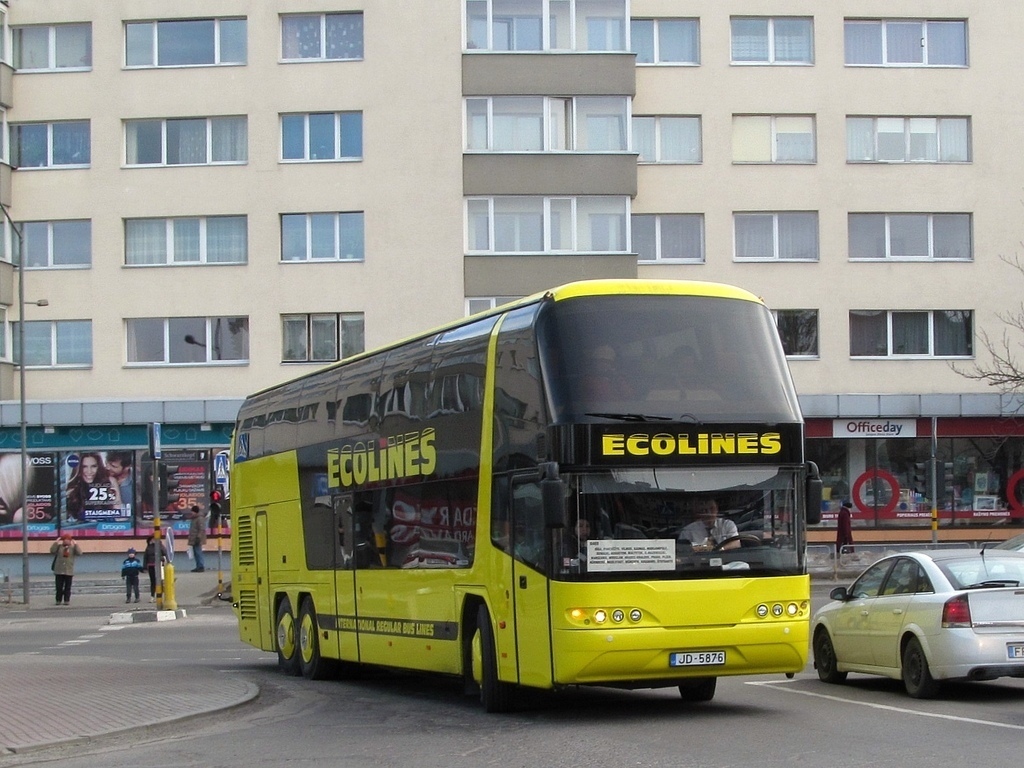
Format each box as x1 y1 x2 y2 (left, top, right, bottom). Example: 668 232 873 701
581 345 634 401
561 518 592 568
680 498 739 551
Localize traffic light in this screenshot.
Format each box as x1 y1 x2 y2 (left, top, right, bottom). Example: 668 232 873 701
210 487 223 524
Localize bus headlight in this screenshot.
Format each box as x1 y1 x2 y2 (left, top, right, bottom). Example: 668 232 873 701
787 603 799 616
594 610 607 624
771 603 784 617
612 609 625 623
756 604 769 618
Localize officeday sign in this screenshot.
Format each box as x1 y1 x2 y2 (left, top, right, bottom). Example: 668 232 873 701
832 419 917 439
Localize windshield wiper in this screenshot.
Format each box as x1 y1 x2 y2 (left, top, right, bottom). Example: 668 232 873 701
963 579 1021 589
585 412 672 422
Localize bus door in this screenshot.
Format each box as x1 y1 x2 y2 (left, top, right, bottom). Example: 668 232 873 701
510 477 554 687
334 494 359 662
255 510 271 649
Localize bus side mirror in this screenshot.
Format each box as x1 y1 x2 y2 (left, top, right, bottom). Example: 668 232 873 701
538 462 567 529
805 461 823 525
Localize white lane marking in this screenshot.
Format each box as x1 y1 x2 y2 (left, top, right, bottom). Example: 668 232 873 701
748 679 1024 731
99 625 127 631
59 640 92 645
79 634 105 639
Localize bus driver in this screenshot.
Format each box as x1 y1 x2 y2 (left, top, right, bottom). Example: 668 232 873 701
680 498 739 551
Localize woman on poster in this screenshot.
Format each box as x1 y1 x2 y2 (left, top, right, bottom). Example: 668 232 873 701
65 452 122 522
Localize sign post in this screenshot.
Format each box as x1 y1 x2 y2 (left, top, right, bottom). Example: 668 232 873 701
150 422 163 607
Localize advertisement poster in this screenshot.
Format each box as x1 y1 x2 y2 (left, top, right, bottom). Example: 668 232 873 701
139 449 211 537
0 452 58 539
60 451 134 537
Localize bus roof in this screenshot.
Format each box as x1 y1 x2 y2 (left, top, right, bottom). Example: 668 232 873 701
243 279 765 400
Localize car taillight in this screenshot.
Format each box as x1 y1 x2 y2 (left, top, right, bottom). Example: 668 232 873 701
941 594 972 628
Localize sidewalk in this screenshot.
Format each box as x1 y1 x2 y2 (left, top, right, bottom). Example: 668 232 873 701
0 570 259 755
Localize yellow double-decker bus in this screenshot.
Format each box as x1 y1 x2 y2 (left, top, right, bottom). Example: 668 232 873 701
231 279 822 711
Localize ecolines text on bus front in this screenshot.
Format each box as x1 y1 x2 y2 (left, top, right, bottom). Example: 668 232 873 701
601 431 782 457
327 428 437 488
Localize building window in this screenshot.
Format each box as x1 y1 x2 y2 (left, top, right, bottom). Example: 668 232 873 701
845 19 967 66
125 216 247 265
466 296 521 315
465 96 628 152
731 17 813 64
282 312 365 363
13 320 91 367
850 310 973 357
848 213 971 261
124 117 247 166
281 112 363 161
734 212 818 261
633 116 701 163
10 121 90 168
0 308 6 359
281 212 365 262
632 214 704 262
126 316 249 365
733 115 815 163
466 196 629 254
847 116 970 163
773 309 819 357
17 220 90 268
13 23 91 70
281 12 363 61
631 18 699 64
465 0 627 52
125 18 246 67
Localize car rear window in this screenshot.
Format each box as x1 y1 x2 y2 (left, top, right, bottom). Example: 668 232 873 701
940 555 1024 589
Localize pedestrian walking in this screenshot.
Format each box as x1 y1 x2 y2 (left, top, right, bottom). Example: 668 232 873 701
49 533 82 606
121 547 144 603
142 535 165 602
186 505 208 572
836 501 854 554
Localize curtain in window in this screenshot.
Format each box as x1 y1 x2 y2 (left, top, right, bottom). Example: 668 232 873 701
341 314 365 359
892 312 929 354
55 320 91 365
549 200 571 250
281 214 308 261
310 214 335 259
938 118 969 161
12 124 47 167
311 314 339 361
773 19 812 62
326 13 364 59
632 117 655 161
844 22 881 64
52 221 91 266
211 117 247 162
660 117 699 163
282 316 308 361
886 22 923 64
14 27 49 69
631 19 654 63
908 118 938 161
282 16 321 59
212 317 249 361
466 0 489 49
734 214 774 258
308 113 335 160
466 200 491 251
125 219 168 265
661 214 702 261
848 214 886 258
466 100 489 150
173 219 201 263
849 310 887 356
167 119 206 164
340 112 362 157
125 23 153 66
583 114 625 151
932 214 971 260
659 20 698 63
20 322 53 366
51 121 89 165
774 117 814 161
926 21 966 65
778 213 817 260
888 215 929 258
731 18 768 61
207 216 247 263
631 215 656 260
22 222 49 268
339 212 364 260
933 310 972 355
846 117 875 161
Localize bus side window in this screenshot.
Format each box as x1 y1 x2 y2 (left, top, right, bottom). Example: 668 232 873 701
491 475 511 554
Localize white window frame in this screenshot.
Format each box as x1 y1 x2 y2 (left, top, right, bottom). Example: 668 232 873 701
464 96 629 153
124 18 246 69
733 212 819 261
280 12 364 62
632 115 701 163
772 309 819 358
280 111 363 162
464 0 628 53
846 116 970 163
732 115 816 164
844 19 968 67
849 309 973 358
10 120 90 168
281 312 365 363
465 296 521 316
848 213 972 262
14 319 92 368
123 116 248 167
280 212 365 262
17 219 91 269
631 18 699 65
12 22 91 71
632 213 704 263
125 316 249 366
730 16 814 65
465 195 630 254
124 216 248 266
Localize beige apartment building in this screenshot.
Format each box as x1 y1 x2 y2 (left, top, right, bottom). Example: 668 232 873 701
0 0 1021 551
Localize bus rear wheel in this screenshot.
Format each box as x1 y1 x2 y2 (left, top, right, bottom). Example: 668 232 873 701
678 677 716 702
475 606 514 713
276 597 301 676
299 598 336 680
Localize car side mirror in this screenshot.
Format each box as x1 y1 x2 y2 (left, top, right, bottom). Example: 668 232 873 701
829 586 849 601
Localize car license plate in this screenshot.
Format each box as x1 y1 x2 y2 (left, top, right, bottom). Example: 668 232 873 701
1008 644 1024 660
670 651 726 667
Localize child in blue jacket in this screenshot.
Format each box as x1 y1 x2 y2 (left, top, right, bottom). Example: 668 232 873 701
121 548 144 603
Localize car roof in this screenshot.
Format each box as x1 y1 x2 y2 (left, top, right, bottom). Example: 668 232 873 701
919 548 1024 563
993 532 1024 550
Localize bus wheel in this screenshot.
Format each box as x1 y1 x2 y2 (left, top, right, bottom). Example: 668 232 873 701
678 677 716 702
476 606 514 713
276 597 301 676
299 598 336 680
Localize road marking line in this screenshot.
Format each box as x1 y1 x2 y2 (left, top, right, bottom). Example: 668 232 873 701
748 679 1024 731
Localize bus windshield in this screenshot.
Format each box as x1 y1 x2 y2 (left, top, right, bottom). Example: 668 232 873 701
537 294 801 423
543 466 803 581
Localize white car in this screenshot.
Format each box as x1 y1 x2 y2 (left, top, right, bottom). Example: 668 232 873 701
812 549 1024 698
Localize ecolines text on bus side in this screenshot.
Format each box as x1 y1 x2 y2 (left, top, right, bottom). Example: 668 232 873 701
602 431 783 458
327 428 437 489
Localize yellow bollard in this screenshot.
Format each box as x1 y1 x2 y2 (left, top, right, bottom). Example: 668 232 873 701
162 561 178 610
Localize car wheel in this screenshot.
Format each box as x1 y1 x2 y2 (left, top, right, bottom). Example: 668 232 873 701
298 597 337 680
476 605 515 713
678 677 717 702
901 637 939 699
276 597 301 676
812 628 847 684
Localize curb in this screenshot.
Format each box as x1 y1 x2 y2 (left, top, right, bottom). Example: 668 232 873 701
109 608 188 624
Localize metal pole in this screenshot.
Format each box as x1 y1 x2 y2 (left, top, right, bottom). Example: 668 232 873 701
930 416 939 545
